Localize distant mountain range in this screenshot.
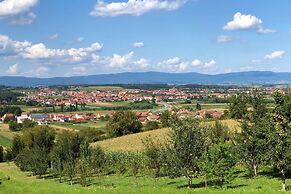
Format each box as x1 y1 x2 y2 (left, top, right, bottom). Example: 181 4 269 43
0 71 290 86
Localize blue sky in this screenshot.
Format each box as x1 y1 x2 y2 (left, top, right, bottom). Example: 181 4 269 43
0 0 291 77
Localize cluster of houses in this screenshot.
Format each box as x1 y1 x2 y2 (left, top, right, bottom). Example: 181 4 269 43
0 112 109 125
22 87 235 107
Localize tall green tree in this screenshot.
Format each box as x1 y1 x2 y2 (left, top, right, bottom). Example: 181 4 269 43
236 93 270 177
106 111 142 137
199 143 237 187
269 92 291 191
164 118 204 188
229 94 248 119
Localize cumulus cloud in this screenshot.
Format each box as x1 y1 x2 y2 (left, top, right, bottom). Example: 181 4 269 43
0 34 103 63
0 0 38 18
10 12 36 25
157 57 217 72
204 59 216 68
216 35 235 43
133 42 144 48
6 64 18 74
92 51 149 70
264 50 285 60
90 0 186 17
191 59 203 67
223 12 276 34
134 58 149 68
158 57 189 71
223 12 262 31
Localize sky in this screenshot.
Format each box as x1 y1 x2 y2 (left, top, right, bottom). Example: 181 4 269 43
0 0 291 77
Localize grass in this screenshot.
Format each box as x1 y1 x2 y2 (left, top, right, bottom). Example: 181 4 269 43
0 162 289 194
51 121 108 131
0 124 14 148
95 119 240 152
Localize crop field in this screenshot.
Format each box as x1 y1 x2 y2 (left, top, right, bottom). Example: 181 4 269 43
95 119 240 152
0 162 289 194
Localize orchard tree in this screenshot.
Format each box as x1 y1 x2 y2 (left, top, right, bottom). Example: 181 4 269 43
269 92 291 191
199 143 237 187
236 93 270 177
164 118 204 188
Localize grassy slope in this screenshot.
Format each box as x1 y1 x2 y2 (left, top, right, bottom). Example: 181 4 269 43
95 120 240 152
0 124 14 148
0 162 289 194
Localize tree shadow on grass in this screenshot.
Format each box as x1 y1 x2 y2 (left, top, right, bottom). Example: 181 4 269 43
177 180 247 190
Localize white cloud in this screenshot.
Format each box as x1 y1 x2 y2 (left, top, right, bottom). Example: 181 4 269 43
0 34 103 63
10 12 36 25
108 52 134 68
0 0 38 17
223 12 262 31
264 50 285 60
204 59 216 68
91 51 149 71
216 35 234 43
158 57 189 71
6 64 18 74
133 42 144 48
134 58 149 68
191 59 203 67
50 34 59 40
157 57 217 72
90 0 187 17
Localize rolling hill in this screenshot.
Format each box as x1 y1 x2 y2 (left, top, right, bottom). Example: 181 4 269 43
0 71 291 86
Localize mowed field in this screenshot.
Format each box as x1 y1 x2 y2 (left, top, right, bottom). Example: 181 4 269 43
95 119 239 152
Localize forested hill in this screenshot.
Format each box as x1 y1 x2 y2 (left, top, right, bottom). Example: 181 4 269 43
0 71 291 86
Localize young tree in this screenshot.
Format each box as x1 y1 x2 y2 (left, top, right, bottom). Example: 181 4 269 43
143 136 162 178
235 94 269 177
106 111 142 137
199 143 237 187
164 118 204 188
269 92 291 191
